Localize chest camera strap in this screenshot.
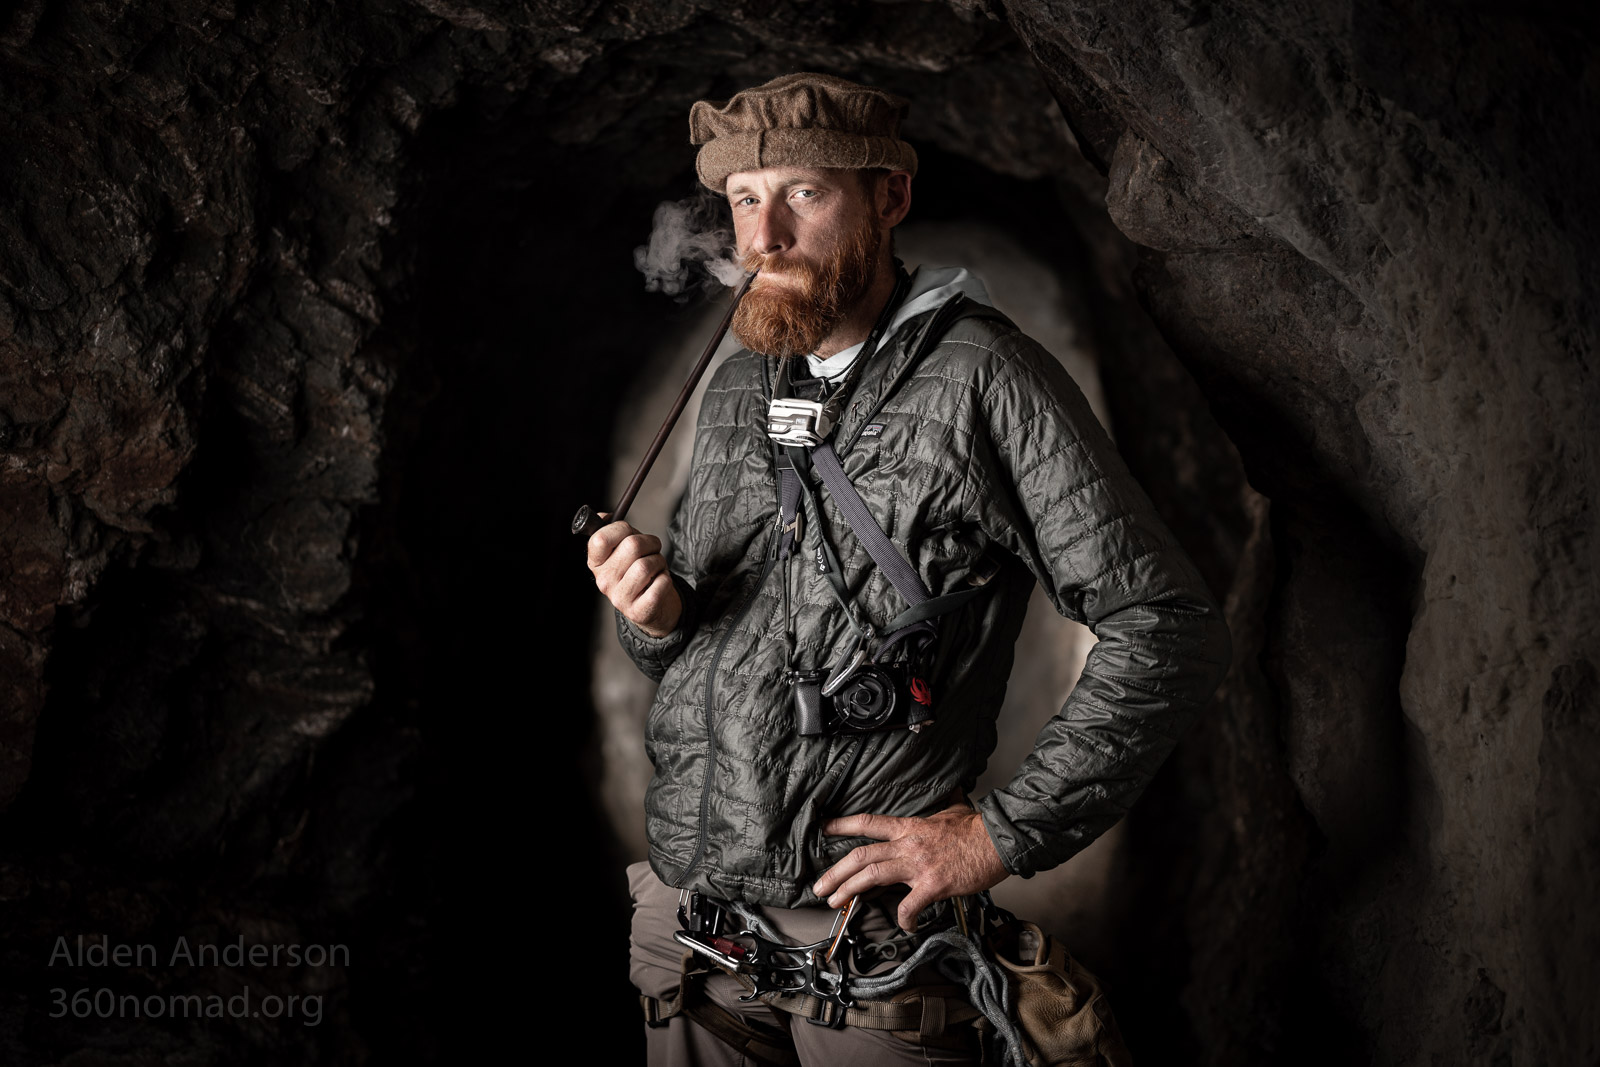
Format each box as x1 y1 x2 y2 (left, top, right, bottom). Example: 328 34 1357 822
770 292 1006 734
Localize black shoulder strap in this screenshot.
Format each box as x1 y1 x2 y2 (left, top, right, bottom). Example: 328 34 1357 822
806 294 1006 629
809 442 989 632
809 442 927 607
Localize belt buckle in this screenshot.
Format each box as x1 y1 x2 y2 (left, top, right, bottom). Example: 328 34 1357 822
801 962 852 1028
806 994 850 1029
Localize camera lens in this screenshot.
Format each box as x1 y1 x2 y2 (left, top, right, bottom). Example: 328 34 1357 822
836 667 896 730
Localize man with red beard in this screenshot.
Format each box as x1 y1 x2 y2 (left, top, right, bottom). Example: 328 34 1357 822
587 73 1230 1065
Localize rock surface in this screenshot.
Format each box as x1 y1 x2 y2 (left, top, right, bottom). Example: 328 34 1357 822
1000 2 1598 1061
0 0 1592 1062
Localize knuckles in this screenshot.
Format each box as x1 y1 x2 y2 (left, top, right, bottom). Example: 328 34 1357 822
620 532 659 558
624 556 658 588
588 525 667 596
633 575 669 616
586 522 649 571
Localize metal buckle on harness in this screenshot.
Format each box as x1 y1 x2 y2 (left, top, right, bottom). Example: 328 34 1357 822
805 985 850 1029
804 896 858 1027
672 892 861 1018
767 398 836 447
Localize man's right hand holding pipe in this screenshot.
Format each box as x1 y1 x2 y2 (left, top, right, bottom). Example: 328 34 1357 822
587 520 682 638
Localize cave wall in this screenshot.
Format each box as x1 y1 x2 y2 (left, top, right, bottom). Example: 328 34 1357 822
0 0 1593 1063
996 3 1598 1062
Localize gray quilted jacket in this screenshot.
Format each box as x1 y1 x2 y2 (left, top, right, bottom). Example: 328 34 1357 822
617 289 1231 909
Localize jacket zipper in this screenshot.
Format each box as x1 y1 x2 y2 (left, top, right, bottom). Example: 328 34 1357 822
679 361 785 887
677 528 778 887
819 735 865 813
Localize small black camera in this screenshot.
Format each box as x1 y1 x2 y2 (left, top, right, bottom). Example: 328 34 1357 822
790 664 928 736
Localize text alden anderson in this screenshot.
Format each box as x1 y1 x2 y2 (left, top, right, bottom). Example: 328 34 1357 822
50 934 349 969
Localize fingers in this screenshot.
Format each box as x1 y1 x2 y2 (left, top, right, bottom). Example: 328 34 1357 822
825 858 918 908
897 885 938 933
584 520 631 569
588 525 666 604
812 810 1009 931
586 522 681 636
812 840 896 901
631 569 676 620
822 812 905 840
613 550 668 605
586 521 661 575
814 834 955 918
812 814 910 901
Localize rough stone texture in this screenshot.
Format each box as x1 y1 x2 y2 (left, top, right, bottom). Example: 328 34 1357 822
999 2 1598 1063
0 0 1592 1062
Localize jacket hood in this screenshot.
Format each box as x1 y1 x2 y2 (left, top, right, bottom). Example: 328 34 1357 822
806 265 992 379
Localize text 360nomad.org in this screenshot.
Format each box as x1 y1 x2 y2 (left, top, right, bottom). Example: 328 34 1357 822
48 933 347 1027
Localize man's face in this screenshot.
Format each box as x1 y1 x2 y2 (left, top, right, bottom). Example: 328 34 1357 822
725 166 884 359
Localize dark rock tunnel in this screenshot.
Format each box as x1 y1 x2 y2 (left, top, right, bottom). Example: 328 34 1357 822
0 1 1595 1064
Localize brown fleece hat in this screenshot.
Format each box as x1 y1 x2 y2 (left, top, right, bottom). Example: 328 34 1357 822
690 72 919 192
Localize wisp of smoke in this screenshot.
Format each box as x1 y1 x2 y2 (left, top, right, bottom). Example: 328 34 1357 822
633 192 746 298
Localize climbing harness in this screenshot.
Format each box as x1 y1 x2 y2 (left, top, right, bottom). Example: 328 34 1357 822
647 888 1133 1067
653 888 993 1059
673 889 863 1018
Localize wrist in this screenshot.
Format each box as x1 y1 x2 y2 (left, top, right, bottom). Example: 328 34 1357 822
636 615 678 639
623 610 677 642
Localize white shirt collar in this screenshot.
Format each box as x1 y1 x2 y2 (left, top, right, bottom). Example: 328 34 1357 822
804 265 992 380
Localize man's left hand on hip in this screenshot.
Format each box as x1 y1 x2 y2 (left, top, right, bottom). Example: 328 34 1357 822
813 803 1009 932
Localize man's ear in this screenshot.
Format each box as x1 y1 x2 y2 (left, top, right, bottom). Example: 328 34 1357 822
879 171 913 229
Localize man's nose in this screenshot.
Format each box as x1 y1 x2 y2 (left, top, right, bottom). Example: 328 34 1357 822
749 203 793 256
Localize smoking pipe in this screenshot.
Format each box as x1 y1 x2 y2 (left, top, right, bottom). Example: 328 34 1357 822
572 271 756 539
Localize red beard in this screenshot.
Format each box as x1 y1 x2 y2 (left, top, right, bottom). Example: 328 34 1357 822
730 214 882 359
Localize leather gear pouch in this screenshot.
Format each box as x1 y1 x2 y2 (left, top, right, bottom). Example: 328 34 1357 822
985 920 1134 1067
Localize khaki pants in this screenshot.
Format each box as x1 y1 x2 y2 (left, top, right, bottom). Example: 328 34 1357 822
628 861 981 1066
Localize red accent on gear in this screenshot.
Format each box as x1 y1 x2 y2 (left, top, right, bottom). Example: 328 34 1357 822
910 678 933 706
711 936 746 958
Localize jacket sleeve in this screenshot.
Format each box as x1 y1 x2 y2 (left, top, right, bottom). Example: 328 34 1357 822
612 456 708 684
968 329 1233 879
611 354 744 682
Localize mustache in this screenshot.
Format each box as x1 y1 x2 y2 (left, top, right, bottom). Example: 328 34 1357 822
740 249 814 277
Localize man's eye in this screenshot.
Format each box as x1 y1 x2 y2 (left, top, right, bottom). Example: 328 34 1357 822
792 189 818 200
736 196 758 207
